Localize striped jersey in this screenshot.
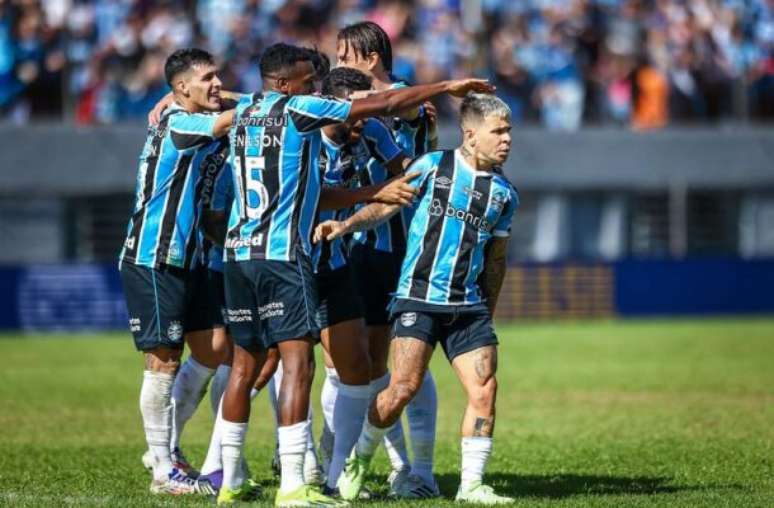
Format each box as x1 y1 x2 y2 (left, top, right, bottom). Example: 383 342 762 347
395 150 519 306
352 80 435 254
313 119 403 273
225 91 352 262
196 139 232 272
120 104 222 269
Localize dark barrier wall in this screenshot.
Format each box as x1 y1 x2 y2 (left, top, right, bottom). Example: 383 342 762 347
0 260 772 331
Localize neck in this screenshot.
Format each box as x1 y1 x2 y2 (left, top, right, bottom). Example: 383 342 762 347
370 68 394 91
458 145 495 172
174 95 202 113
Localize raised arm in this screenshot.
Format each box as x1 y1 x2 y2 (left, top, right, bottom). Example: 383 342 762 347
478 237 509 317
212 109 235 138
347 79 494 122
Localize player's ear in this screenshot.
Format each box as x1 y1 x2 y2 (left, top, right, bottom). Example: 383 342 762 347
366 52 380 71
277 76 290 94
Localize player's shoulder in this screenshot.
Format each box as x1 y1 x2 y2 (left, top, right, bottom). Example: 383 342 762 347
288 93 345 110
490 170 519 206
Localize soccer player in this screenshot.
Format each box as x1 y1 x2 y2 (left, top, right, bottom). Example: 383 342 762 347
314 93 518 505
314 66 416 493
119 48 234 495
214 43 493 506
336 21 442 497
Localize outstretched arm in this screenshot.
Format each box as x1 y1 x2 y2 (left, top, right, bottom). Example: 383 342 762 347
478 237 509 317
313 202 401 243
318 172 419 211
347 79 494 122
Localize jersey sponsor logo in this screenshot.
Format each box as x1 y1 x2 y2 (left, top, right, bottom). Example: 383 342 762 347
124 237 136 250
400 312 417 327
227 308 253 323
167 320 183 341
199 151 227 206
129 317 141 333
429 199 492 232
235 132 283 149
258 301 285 320
224 234 264 249
235 115 288 128
434 176 453 189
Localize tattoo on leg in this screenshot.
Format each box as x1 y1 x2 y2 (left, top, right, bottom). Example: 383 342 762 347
473 416 495 437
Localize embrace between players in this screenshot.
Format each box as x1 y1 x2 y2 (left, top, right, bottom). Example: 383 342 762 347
119 20 518 507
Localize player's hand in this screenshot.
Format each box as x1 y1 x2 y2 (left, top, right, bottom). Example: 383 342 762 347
423 101 438 125
373 172 420 206
314 220 349 243
148 92 174 125
446 79 495 98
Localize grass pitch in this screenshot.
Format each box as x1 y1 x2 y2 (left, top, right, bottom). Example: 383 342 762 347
1 318 773 507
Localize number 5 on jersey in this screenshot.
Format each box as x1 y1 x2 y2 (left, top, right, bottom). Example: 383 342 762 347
234 155 269 220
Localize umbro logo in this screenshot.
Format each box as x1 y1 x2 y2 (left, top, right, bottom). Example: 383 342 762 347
434 176 453 189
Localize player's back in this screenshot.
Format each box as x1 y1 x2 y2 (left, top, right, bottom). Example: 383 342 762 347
396 150 518 306
225 90 351 263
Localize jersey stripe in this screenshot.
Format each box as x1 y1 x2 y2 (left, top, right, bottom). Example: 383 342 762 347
407 150 455 300
155 152 192 264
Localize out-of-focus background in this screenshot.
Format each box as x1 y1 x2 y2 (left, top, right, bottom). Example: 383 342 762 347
0 0 773 330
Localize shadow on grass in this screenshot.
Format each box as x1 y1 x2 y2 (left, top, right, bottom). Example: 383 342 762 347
425 473 730 499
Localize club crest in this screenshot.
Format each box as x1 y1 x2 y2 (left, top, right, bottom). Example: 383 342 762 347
400 312 417 327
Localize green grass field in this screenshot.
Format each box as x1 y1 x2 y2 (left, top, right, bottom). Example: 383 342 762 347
1 318 773 507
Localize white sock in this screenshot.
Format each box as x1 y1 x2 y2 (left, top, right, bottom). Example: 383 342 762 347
371 372 410 471
210 365 231 416
319 367 339 474
278 420 309 493
304 406 320 482
460 437 492 490
327 383 370 488
221 419 248 490
140 370 175 481
355 417 389 458
200 396 224 476
170 357 215 451
407 370 438 485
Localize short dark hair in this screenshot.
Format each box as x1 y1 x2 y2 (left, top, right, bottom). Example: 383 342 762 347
322 67 372 98
259 43 312 78
164 48 214 86
337 21 393 72
304 47 331 81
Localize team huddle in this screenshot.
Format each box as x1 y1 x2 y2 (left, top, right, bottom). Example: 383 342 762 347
119 20 518 507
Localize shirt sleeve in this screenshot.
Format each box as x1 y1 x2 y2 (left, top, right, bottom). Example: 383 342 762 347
287 95 352 133
362 118 403 165
492 185 520 238
404 153 437 193
168 112 218 150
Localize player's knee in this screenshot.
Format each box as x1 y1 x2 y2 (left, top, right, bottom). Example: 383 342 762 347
282 354 315 388
145 348 181 374
469 376 497 412
336 352 371 385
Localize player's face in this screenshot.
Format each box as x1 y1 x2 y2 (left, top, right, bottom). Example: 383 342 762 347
470 115 512 165
185 63 222 111
284 61 317 96
336 40 374 77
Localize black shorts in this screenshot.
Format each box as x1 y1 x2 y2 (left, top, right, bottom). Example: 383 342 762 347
207 269 226 328
389 299 498 362
349 244 403 326
316 265 364 329
224 253 320 352
119 262 214 352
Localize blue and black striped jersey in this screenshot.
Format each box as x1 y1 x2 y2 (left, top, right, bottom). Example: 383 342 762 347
313 119 403 274
225 91 352 262
195 139 232 273
352 80 435 254
395 150 519 306
120 104 221 269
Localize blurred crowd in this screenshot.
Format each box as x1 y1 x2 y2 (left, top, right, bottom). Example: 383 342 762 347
1 0 773 129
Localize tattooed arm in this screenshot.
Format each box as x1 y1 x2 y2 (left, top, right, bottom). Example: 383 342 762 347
313 202 401 243
479 237 509 317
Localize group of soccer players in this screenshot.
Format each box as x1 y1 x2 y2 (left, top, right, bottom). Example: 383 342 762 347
119 20 518 507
